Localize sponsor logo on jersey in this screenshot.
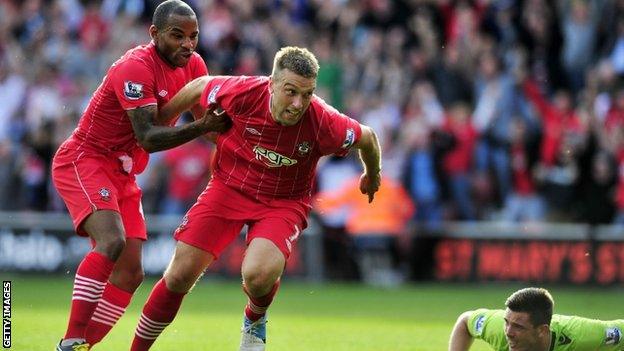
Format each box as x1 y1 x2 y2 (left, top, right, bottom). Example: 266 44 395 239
253 145 297 168
246 127 262 136
99 188 111 202
341 128 355 149
297 141 311 156
474 315 485 335
207 85 221 104
557 333 572 345
605 327 621 345
123 81 143 100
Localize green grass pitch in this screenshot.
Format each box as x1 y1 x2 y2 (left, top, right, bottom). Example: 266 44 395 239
7 275 622 350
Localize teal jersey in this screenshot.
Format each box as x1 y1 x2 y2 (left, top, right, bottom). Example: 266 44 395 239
467 309 624 350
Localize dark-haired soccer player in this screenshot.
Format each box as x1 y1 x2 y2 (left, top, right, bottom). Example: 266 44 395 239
51 1 229 350
449 287 624 351
129 46 382 351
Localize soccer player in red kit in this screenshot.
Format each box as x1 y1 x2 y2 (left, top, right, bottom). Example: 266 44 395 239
129 46 382 351
51 1 229 350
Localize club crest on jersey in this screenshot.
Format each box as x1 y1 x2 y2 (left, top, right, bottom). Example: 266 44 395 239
297 141 311 156
605 327 621 345
99 188 111 202
253 145 297 168
124 81 143 100
557 334 571 345
341 128 355 149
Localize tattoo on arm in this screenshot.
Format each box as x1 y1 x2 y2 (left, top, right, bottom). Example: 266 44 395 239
128 105 208 153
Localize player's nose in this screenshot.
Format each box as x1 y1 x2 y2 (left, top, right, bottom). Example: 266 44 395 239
292 95 303 109
181 37 194 50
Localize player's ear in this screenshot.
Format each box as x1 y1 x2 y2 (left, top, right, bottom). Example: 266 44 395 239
537 324 550 336
268 76 274 95
149 25 159 41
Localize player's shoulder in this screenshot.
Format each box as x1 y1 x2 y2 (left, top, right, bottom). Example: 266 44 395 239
465 309 503 335
216 75 268 93
111 43 155 71
552 314 623 346
188 52 207 70
309 95 343 118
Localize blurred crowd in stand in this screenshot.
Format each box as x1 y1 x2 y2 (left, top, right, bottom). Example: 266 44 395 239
2 0 624 281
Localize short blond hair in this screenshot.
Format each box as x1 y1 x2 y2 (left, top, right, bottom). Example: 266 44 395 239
272 46 319 80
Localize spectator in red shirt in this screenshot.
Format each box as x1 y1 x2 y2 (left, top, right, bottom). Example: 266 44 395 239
441 101 478 220
522 77 586 166
160 136 213 215
501 118 545 222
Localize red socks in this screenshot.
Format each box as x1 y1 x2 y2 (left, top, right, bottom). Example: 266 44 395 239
63 251 115 339
130 279 186 351
244 279 281 321
85 282 132 345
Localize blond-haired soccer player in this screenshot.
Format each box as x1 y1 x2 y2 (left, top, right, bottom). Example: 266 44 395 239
129 46 382 351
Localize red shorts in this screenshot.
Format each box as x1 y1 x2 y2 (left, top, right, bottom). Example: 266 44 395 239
174 179 309 259
51 147 147 239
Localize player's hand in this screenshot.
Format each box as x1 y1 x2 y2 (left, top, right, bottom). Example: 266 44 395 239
198 106 232 133
359 171 381 203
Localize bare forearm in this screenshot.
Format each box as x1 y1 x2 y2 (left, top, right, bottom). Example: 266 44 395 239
157 76 208 125
140 120 209 152
357 127 381 175
130 105 209 153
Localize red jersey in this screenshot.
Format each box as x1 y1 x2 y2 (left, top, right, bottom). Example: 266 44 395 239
60 42 207 172
511 144 535 195
441 116 477 174
523 80 585 166
199 75 362 204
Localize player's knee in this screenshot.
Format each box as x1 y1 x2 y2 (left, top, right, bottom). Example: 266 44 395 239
163 268 197 293
119 268 144 291
96 235 126 261
242 268 277 296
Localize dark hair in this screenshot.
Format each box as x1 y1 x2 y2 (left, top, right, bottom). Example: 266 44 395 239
505 287 554 327
152 0 196 30
272 46 319 80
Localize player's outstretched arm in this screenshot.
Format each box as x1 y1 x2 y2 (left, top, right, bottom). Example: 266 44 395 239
353 125 381 203
128 103 229 153
449 311 474 351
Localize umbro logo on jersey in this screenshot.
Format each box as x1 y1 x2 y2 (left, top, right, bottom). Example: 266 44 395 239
253 145 297 168
246 127 261 135
123 81 143 100
158 90 168 97
558 333 571 345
